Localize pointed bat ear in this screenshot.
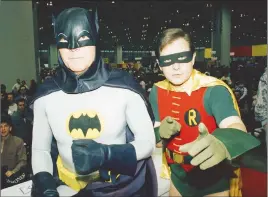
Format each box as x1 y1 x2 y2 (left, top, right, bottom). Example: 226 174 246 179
94 8 99 33
52 14 56 38
88 8 99 34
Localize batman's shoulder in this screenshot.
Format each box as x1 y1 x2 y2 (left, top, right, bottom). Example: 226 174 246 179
105 69 146 98
29 77 60 107
104 69 154 121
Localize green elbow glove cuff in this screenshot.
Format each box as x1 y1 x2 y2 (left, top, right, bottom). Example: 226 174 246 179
212 128 261 159
154 127 161 143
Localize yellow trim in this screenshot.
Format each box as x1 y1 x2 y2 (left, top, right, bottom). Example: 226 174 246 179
230 168 242 197
156 70 242 196
56 156 100 191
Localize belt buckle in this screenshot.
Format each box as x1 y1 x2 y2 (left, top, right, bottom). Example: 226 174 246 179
166 149 184 164
76 171 100 183
173 152 184 164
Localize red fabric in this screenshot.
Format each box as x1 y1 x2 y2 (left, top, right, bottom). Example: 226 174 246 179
241 167 267 197
157 87 217 171
231 46 252 57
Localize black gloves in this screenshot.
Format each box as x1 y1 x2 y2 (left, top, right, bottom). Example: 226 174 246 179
72 140 137 177
31 172 59 197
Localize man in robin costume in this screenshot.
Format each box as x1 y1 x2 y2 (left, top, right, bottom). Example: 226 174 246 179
30 7 157 197
149 28 260 197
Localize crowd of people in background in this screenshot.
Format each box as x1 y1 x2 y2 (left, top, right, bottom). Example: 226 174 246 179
1 58 267 189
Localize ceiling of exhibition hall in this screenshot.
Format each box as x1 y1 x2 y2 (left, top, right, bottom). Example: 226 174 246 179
36 0 267 51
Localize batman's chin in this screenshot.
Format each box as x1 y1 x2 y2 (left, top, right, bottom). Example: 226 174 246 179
70 128 101 139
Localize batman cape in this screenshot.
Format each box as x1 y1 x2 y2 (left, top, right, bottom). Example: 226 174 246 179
30 7 157 197
30 67 158 197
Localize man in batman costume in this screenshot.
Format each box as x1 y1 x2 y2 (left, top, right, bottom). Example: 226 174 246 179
30 7 157 197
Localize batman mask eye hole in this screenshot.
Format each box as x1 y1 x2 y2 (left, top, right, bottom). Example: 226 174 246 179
59 38 68 43
178 56 187 60
78 36 90 41
164 59 171 63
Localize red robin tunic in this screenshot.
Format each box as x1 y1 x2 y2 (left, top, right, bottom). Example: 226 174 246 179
157 87 217 172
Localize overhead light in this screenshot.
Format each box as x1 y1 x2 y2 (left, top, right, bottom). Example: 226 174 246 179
112 1 115 3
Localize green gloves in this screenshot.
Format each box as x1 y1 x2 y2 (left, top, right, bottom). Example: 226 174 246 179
159 116 181 139
179 123 230 170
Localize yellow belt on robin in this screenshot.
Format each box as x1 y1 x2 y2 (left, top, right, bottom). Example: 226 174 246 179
166 148 185 164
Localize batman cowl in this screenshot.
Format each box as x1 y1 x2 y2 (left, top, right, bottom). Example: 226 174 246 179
52 7 111 94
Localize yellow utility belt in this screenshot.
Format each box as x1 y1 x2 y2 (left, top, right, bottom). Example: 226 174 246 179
56 156 100 191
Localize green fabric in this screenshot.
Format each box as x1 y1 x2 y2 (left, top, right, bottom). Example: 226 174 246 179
170 164 229 197
148 85 160 122
204 85 239 125
149 85 162 143
154 127 161 143
212 128 261 159
240 145 267 172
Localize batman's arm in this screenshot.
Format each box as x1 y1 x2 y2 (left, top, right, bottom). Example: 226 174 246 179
32 97 53 174
31 97 59 196
126 90 156 160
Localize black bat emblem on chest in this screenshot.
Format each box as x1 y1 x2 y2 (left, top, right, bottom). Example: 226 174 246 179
68 114 101 137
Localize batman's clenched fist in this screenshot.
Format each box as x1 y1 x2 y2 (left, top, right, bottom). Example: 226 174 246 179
72 140 106 175
71 139 138 177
